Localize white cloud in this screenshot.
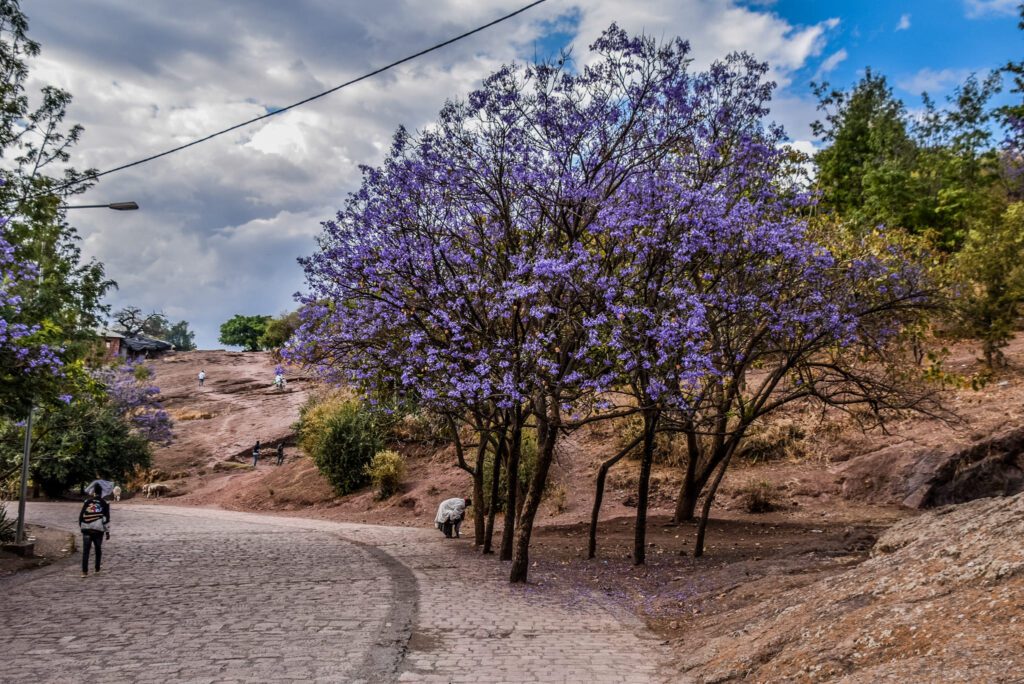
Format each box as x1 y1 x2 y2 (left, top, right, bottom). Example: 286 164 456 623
816 48 848 77
964 0 1019 17
896 13 911 30
23 0 835 347
897 67 974 94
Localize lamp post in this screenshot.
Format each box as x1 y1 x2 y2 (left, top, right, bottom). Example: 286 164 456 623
63 201 140 211
13 199 139 550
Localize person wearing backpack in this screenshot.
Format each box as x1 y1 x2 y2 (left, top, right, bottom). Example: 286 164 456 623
78 484 110 577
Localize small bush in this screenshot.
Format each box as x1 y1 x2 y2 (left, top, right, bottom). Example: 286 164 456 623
737 419 807 463
389 411 447 443
482 428 542 513
616 413 684 466
366 449 406 499
0 500 15 543
737 481 778 513
298 394 381 496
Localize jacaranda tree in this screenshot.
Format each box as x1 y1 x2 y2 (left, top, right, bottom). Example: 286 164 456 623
0 226 63 417
293 25 941 582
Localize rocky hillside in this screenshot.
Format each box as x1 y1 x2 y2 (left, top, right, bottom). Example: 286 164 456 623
677 492 1024 682
149 350 313 475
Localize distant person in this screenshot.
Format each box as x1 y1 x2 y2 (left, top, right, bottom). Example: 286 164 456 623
112 485 121 502
78 484 110 577
252 440 261 467
273 372 286 391
435 497 471 539
275 443 285 466
198 369 206 387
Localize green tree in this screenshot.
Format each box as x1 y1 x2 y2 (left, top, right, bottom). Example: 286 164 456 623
0 0 113 415
912 72 1003 249
812 69 917 232
951 202 1024 368
259 310 300 351
165 320 196 351
218 314 272 351
0 374 153 496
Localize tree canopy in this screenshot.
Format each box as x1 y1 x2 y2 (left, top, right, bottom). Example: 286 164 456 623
219 314 272 351
291 26 939 582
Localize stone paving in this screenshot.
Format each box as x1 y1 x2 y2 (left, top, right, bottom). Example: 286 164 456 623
1 503 672 683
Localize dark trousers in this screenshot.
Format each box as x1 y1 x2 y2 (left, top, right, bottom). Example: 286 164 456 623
82 530 103 572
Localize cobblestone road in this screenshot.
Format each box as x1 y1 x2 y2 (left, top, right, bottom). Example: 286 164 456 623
1 503 671 683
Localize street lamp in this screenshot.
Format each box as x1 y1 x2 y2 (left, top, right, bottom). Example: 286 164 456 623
62 201 139 211
13 199 140 551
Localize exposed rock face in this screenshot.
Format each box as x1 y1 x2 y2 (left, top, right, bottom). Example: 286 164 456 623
148 350 312 472
680 493 1024 682
838 427 1024 509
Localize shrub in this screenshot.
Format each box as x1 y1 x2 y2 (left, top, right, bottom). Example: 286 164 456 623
388 411 447 443
0 500 14 543
616 413 684 466
482 427 541 513
366 449 406 499
298 394 381 496
737 481 778 513
736 419 807 463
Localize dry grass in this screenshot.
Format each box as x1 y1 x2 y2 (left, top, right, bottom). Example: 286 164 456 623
213 460 251 472
735 480 780 513
169 408 216 421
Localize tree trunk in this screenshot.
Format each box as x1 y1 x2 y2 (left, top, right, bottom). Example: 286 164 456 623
632 409 659 565
509 399 557 583
674 427 700 522
694 445 737 558
589 434 643 559
483 430 507 554
499 411 523 561
472 440 487 546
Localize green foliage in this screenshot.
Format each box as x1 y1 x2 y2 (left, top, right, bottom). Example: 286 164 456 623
950 202 1024 368
0 500 14 543
218 314 272 351
0 385 153 498
0 1 113 416
164 321 197 351
813 69 1001 250
365 449 405 499
259 311 300 351
482 428 539 513
813 70 917 233
297 393 382 496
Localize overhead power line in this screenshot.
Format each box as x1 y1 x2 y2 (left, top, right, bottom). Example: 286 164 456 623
46 0 549 196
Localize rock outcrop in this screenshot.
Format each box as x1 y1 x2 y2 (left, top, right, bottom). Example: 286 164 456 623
679 492 1024 682
837 426 1024 509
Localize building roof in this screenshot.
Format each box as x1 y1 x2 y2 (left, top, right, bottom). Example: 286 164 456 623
96 327 125 339
122 334 173 353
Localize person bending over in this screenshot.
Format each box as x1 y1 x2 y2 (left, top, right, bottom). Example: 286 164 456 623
435 497 471 539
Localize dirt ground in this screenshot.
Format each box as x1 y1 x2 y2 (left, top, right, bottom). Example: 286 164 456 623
0 523 75 578
131 337 1024 676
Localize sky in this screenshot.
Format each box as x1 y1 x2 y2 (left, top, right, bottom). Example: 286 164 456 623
21 0 1023 349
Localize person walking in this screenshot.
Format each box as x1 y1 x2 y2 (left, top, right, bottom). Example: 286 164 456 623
252 440 261 467
198 369 206 387
78 484 110 577
275 443 285 466
434 497 471 539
